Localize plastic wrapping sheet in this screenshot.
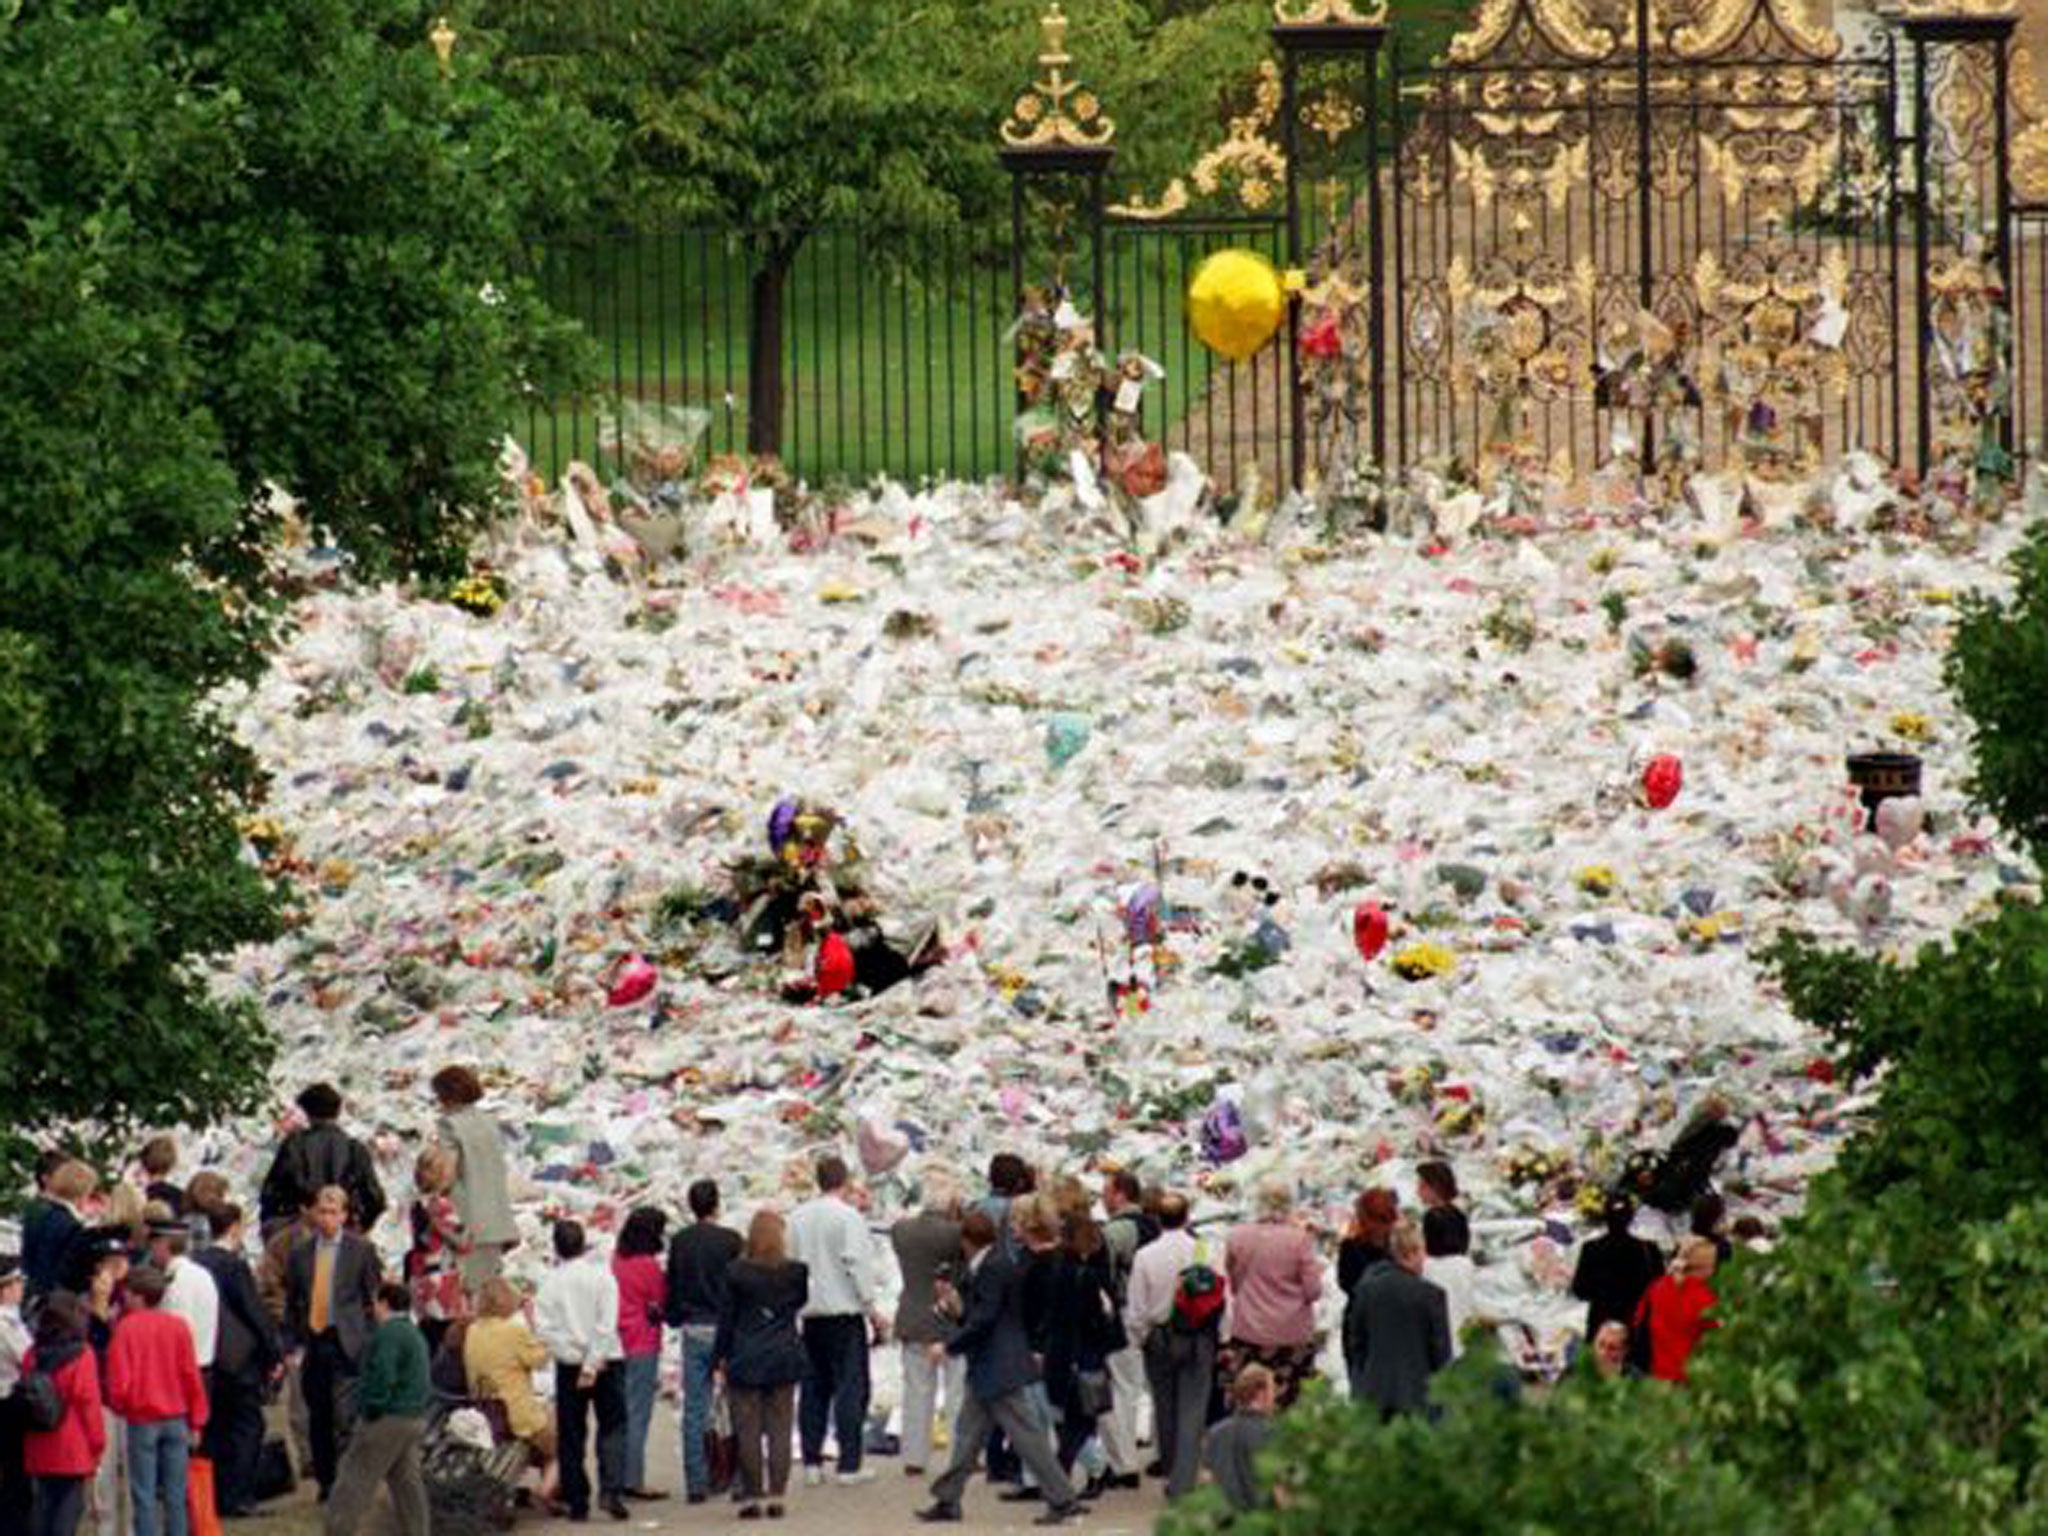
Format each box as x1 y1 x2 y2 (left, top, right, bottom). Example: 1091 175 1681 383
201 478 2031 1363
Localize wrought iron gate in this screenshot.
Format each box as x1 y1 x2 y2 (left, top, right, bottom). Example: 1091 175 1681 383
1001 0 2036 491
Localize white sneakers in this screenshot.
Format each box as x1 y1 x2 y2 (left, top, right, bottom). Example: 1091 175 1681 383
801 1464 876 1487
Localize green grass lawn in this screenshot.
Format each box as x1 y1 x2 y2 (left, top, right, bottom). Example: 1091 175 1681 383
519 198 1384 489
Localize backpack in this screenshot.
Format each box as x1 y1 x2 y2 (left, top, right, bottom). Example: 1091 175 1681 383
20 1367 66 1433
1170 1240 1228 1335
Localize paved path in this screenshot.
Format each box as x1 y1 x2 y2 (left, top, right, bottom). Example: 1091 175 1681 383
256 1404 1170 1536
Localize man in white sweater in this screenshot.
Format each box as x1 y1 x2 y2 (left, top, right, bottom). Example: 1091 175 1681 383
786 1154 886 1486
536 1219 627 1521
1121 1193 1212 1501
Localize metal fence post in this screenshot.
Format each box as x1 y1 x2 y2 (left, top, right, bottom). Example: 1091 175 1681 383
997 4 1117 484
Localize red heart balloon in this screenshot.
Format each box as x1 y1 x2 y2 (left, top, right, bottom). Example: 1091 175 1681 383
1352 902 1390 963
1642 754 1684 810
605 954 658 1008
815 932 856 998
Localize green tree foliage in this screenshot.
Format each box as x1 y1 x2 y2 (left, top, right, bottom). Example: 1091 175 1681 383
481 0 1273 452
1948 525 2048 860
0 0 600 1173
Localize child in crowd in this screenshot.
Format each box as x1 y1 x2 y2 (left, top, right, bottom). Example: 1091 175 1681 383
107 1267 208 1536
1203 1364 1278 1516
405 1148 470 1355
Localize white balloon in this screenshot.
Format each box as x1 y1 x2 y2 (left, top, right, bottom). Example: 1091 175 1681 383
1875 796 1924 854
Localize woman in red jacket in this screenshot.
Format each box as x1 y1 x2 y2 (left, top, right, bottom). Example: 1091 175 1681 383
23 1293 107 1536
1633 1236 1720 1384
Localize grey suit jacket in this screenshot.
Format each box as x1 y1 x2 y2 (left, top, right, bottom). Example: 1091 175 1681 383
284 1231 382 1364
441 1108 518 1248
1343 1260 1452 1415
891 1213 964 1344
946 1250 1036 1402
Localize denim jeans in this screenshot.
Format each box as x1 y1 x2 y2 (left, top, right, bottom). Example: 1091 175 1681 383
620 1354 661 1492
125 1421 189 1536
678 1325 718 1498
797 1315 870 1473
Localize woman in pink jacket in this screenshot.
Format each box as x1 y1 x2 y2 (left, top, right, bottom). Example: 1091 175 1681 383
23 1293 107 1536
1223 1179 1327 1408
611 1208 669 1500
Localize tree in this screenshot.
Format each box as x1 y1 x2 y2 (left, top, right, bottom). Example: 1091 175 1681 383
0 0 602 1178
483 0 1273 456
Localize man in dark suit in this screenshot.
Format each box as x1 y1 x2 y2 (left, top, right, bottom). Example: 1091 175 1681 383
1343 1218 1452 1421
283 1185 381 1503
916 1211 1078 1527
193 1201 284 1517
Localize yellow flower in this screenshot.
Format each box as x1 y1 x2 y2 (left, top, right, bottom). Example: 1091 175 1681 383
1577 865 1616 897
1890 711 1936 744
1392 942 1458 981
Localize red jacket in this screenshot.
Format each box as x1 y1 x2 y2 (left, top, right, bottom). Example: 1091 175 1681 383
23 1348 107 1478
1635 1274 1718 1383
108 1309 209 1430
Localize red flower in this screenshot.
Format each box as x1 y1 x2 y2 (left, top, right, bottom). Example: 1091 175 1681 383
1805 1057 1836 1086
1300 314 1344 361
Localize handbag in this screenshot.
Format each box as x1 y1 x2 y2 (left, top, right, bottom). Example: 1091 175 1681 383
704 1384 738 1495
1074 1368 1114 1418
253 1436 297 1504
186 1457 224 1536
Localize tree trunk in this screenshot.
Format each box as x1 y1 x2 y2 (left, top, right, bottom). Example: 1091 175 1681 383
745 236 804 459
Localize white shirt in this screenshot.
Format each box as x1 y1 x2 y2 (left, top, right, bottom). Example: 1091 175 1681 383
1124 1228 1198 1341
786 1195 877 1318
1424 1255 1476 1359
535 1254 623 1369
165 1255 221 1369
0 1304 29 1396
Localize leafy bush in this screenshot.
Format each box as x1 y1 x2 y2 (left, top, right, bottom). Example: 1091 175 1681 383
1948 527 2048 860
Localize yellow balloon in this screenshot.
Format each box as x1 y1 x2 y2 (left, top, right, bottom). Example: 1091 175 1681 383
1187 249 1286 363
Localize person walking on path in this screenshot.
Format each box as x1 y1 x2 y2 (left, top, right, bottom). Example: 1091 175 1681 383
189 1204 281 1519
1344 1220 1452 1421
664 1180 740 1507
321 1283 429 1536
106 1269 207 1536
535 1221 627 1523
259 1086 384 1241
1123 1194 1212 1500
609 1208 667 1501
429 1067 517 1293
23 1293 107 1536
915 1211 1079 1527
282 1189 380 1505
786 1157 884 1486
712 1212 810 1521
890 1177 966 1480
1223 1179 1324 1409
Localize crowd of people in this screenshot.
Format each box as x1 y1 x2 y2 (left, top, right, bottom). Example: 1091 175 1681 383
0 1073 1736 1534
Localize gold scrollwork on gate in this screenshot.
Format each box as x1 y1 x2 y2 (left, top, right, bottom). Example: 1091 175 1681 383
1447 213 1598 447
1447 0 1619 66
1107 61 1285 219
1699 120 1838 211
1694 217 1848 473
1669 0 1839 61
1274 0 1389 24
1002 4 1116 152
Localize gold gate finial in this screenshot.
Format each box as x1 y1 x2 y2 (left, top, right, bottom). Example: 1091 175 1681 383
1001 4 1116 150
